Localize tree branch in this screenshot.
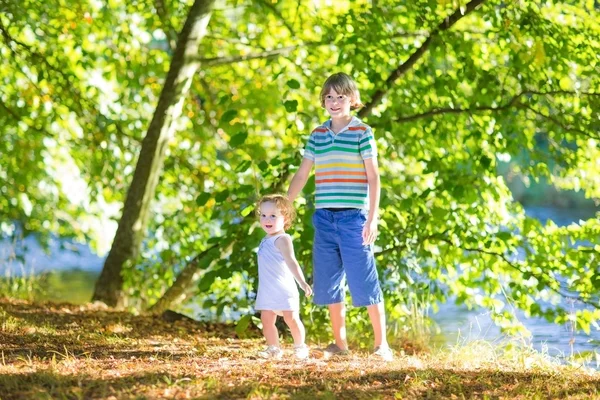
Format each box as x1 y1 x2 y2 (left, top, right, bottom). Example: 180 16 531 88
257 0 296 37
359 0 487 118
434 237 600 309
386 90 600 127
194 43 320 66
520 104 600 141
155 0 178 52
0 99 54 137
394 94 521 123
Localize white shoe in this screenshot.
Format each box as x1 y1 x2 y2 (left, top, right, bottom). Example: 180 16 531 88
372 345 393 361
257 345 283 360
294 344 309 360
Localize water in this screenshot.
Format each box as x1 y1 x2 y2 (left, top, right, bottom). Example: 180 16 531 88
432 206 600 360
0 234 103 274
1 206 598 359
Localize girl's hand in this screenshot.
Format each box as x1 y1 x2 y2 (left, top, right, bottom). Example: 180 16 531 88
300 282 313 297
362 217 378 245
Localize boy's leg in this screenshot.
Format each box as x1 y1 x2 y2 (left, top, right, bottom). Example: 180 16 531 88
312 210 346 348
282 311 305 346
337 209 387 348
261 310 279 346
328 302 348 350
367 302 388 349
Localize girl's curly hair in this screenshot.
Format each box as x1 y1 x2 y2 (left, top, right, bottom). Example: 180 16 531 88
256 194 296 230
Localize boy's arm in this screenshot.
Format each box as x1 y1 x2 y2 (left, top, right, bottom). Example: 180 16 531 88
287 158 314 201
274 235 313 296
363 157 381 245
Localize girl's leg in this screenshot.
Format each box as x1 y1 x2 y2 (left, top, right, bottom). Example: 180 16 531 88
328 302 348 350
261 310 279 346
282 311 305 346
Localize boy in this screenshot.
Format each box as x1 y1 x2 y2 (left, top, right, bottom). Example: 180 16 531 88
287 72 392 361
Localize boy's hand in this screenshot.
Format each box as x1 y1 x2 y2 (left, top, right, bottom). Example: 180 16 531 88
362 217 378 245
300 282 313 297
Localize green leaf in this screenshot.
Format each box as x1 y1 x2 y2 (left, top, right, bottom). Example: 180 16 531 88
283 100 298 112
258 161 269 172
479 156 492 169
235 160 252 173
196 192 211 207
229 132 248 147
235 314 253 337
216 190 230 203
286 79 300 89
241 204 254 217
496 231 512 242
207 236 222 244
237 185 255 194
198 270 219 292
220 109 238 124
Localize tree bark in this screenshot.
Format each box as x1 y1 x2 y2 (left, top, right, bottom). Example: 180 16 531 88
92 0 215 307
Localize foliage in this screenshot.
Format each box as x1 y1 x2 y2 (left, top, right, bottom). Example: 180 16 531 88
2 0 600 341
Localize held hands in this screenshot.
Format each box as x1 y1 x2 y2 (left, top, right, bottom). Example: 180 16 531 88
362 217 378 245
299 282 313 297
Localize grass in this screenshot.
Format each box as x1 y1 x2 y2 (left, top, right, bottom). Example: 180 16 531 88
1 297 600 399
0 264 40 302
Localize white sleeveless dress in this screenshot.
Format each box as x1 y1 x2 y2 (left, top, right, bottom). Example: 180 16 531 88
255 233 300 313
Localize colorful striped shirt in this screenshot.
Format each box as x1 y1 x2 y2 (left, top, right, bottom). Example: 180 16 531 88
302 116 377 209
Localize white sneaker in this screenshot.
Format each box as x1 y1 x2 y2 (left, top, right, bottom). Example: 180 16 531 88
257 345 283 360
372 345 393 361
294 344 309 360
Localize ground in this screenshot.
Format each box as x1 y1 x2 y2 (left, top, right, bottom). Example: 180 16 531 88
1 298 599 399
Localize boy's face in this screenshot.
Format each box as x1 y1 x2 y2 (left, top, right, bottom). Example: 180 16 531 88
324 89 352 119
259 201 285 235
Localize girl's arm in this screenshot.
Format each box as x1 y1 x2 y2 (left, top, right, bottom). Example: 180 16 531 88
274 235 313 296
287 158 314 201
363 157 381 245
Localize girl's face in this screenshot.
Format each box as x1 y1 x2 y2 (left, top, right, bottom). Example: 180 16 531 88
324 88 352 119
259 201 286 236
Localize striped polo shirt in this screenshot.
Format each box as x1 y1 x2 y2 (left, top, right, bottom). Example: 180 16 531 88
303 116 377 209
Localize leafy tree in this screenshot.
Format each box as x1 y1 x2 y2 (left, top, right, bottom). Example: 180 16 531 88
2 0 599 341
92 0 216 307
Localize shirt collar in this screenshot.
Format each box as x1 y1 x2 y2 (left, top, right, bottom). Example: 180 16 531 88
323 116 360 133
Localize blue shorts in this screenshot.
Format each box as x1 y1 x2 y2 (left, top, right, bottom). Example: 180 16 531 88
312 208 383 307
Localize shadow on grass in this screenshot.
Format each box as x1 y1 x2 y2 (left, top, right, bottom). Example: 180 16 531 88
0 331 198 362
1 297 252 337
2 367 599 400
2 299 228 336
206 368 600 400
0 370 199 400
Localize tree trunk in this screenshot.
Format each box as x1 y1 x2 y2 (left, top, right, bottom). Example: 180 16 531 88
92 0 215 307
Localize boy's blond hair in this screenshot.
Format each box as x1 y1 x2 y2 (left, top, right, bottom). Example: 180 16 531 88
256 194 296 230
319 72 364 110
